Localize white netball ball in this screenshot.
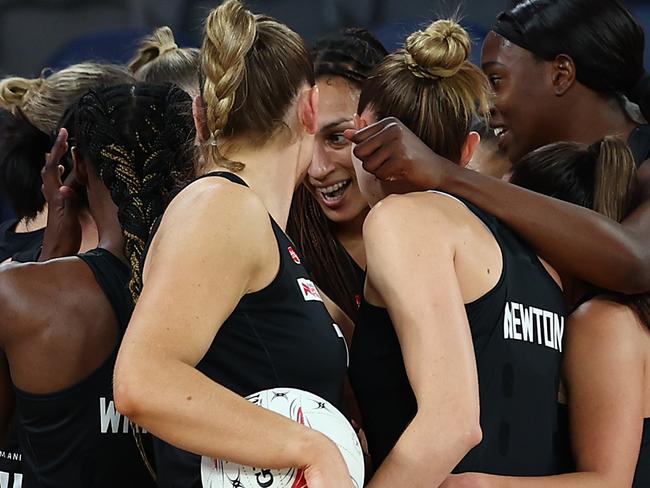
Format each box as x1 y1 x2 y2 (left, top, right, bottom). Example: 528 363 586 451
200 388 364 488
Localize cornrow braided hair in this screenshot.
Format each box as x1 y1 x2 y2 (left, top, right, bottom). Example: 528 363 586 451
73 83 195 302
312 28 388 84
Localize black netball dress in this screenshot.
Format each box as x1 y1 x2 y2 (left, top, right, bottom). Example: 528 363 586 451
151 172 349 488
14 249 155 488
349 193 570 475
0 220 43 262
628 124 650 167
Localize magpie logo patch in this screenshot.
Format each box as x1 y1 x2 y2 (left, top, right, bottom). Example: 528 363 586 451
297 278 322 302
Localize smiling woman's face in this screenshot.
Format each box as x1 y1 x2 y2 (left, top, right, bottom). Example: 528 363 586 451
306 76 369 224
481 32 560 163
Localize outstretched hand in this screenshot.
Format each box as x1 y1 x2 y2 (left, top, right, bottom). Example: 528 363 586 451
39 128 83 261
343 117 455 190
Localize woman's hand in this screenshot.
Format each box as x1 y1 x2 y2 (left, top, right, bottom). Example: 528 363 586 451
302 434 356 488
39 128 83 261
344 117 457 189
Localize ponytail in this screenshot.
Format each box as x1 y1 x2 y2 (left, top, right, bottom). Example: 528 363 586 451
511 136 650 332
128 26 179 73
0 77 44 115
592 136 636 222
129 26 200 97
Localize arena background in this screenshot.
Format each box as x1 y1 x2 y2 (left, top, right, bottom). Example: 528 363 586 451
1 0 649 220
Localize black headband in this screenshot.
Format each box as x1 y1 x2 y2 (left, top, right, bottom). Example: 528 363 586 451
492 11 545 59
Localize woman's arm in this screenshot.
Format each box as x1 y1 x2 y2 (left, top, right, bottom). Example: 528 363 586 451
441 298 646 488
361 194 482 488
0 352 12 449
345 119 650 293
113 179 352 486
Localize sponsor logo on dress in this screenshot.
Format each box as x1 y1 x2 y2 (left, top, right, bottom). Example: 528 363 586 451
288 246 301 265
297 278 322 302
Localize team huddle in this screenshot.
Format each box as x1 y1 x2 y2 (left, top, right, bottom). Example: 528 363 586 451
0 0 649 487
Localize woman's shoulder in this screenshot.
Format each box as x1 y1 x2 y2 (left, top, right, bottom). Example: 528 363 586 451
167 174 268 224
569 296 648 353
364 191 475 234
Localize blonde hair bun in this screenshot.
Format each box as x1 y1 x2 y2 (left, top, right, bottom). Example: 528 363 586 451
404 19 472 80
0 77 44 113
129 26 179 73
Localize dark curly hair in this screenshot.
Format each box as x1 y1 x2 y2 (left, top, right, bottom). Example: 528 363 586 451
70 83 195 300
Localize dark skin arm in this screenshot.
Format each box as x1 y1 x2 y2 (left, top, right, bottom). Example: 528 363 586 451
39 128 83 261
345 118 650 294
0 330 14 451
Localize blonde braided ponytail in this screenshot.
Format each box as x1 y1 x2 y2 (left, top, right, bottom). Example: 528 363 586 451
201 0 257 171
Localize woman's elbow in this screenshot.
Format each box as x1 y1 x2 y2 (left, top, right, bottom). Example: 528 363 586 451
113 355 149 423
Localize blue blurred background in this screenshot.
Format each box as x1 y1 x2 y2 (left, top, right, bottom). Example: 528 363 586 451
1 0 649 220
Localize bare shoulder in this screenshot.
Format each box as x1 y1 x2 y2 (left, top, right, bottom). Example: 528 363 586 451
143 175 277 292
569 297 647 355
364 192 465 237
0 257 97 339
162 176 270 232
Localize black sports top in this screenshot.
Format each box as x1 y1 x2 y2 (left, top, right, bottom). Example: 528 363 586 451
634 418 650 487
628 124 650 168
13 248 156 488
151 172 348 488
345 247 365 311
349 193 569 475
0 219 43 262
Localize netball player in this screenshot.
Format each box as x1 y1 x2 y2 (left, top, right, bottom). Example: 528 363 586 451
0 64 134 262
113 2 352 487
347 18 569 488
345 0 650 295
287 28 387 323
443 139 649 487
0 82 193 487
129 26 200 97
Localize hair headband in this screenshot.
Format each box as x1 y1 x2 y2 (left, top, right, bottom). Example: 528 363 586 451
491 11 545 59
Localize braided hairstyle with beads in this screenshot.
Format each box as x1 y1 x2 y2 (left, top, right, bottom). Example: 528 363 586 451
71 83 195 300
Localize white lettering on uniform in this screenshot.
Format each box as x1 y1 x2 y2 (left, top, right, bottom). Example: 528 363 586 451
502 301 564 352
512 303 522 340
503 303 513 340
100 397 127 433
521 306 534 342
0 472 22 488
